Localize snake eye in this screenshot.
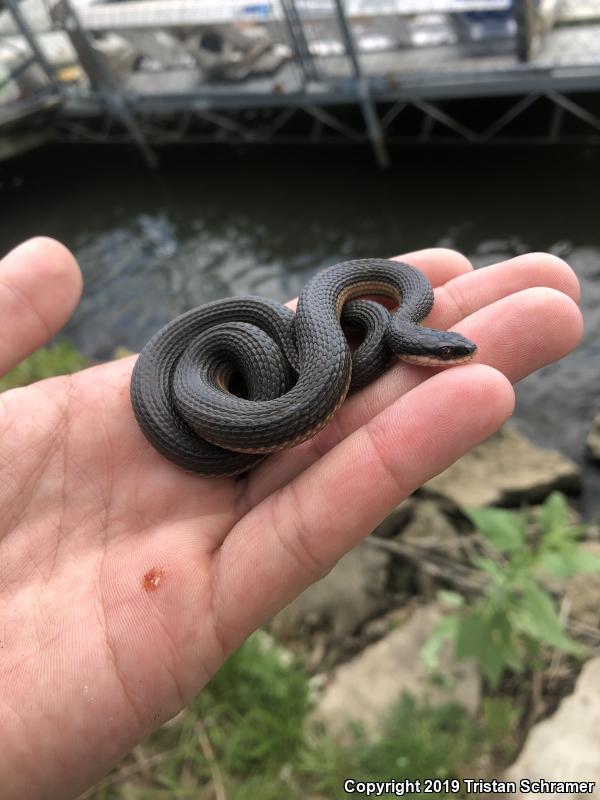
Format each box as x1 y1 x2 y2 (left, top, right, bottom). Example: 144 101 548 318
439 346 454 360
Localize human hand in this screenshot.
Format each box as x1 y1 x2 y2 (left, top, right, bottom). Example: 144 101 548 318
0 238 582 799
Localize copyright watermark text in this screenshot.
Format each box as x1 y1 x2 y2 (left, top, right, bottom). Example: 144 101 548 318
343 778 596 796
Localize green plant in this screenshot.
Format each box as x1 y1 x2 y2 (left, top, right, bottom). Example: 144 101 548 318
301 693 519 799
85 629 521 799
88 631 311 799
303 695 476 795
0 339 88 391
423 492 600 688
191 631 309 776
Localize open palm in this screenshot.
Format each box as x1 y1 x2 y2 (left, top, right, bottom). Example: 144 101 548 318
0 238 582 800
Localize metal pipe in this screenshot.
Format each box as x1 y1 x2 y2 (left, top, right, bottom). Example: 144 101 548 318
280 0 319 84
51 0 157 166
2 0 61 89
331 0 390 168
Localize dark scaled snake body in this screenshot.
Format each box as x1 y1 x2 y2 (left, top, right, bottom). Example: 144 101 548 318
130 258 477 477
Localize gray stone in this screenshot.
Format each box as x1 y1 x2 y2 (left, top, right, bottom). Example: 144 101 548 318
391 499 468 597
506 658 600 799
373 499 413 539
423 427 581 509
270 541 391 645
401 499 464 550
311 603 481 741
586 414 600 463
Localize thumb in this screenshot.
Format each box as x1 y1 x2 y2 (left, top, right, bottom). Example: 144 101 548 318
0 237 83 377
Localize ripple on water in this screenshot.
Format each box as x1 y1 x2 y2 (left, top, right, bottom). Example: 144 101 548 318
2 146 600 515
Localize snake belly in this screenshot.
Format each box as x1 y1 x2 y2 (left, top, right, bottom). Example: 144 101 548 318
130 258 441 477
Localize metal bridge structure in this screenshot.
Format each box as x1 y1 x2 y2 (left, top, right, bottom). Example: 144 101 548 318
2 0 600 165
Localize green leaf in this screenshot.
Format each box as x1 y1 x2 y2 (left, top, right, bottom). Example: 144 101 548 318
515 583 583 655
437 590 465 609
421 616 459 673
538 548 600 579
454 609 511 688
501 637 524 673
537 492 569 535
537 550 579 579
472 556 505 582
454 610 487 661
465 507 524 553
565 548 600 574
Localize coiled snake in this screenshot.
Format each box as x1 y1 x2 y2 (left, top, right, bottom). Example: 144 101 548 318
130 258 477 477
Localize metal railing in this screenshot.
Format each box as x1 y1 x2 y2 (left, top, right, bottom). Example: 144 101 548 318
2 0 600 162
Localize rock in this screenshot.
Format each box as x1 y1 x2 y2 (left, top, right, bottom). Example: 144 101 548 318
423 427 581 509
401 499 464 550
373 498 413 539
587 414 600 462
390 499 468 598
506 658 600 798
311 603 481 741
271 541 391 646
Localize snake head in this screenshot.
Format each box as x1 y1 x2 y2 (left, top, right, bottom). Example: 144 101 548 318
432 330 478 364
389 325 478 367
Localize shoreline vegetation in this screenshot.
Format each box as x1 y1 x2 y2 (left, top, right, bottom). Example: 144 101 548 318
0 338 88 391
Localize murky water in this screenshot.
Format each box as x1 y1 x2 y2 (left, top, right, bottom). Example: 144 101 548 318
1 144 599 514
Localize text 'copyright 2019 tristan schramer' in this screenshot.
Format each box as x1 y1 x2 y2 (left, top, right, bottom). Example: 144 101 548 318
343 778 597 796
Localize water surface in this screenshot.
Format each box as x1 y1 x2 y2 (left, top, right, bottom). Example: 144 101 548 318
1 144 599 513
